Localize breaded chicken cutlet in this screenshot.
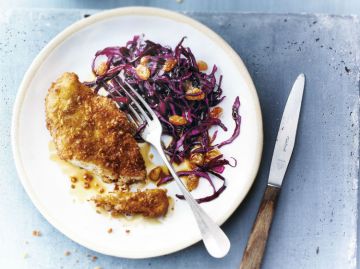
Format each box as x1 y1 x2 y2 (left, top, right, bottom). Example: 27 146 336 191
45 72 146 184
92 189 169 218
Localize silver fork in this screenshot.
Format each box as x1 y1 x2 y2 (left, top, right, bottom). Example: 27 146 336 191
116 72 230 258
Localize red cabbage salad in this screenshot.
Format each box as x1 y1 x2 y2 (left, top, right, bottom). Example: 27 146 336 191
85 35 241 203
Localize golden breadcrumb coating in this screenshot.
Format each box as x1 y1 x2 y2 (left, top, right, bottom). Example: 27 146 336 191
45 72 146 184
92 189 169 218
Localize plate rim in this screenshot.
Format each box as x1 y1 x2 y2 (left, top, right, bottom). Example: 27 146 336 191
11 6 263 258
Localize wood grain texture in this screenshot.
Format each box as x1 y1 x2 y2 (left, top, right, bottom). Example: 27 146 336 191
240 185 280 269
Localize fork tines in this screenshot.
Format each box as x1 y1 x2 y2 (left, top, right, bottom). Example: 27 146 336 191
114 73 156 128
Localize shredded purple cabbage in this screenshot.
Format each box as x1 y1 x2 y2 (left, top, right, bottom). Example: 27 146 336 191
86 35 241 203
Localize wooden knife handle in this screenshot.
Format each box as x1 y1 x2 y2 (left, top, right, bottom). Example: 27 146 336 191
239 185 280 269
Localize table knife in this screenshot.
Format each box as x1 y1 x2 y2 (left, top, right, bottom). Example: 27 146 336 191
240 73 305 269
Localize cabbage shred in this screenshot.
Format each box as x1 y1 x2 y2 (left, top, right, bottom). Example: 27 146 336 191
86 35 241 203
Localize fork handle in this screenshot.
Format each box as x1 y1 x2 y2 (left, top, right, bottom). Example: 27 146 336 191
154 143 231 258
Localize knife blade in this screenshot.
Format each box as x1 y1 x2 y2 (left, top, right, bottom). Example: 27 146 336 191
268 73 305 187
240 74 305 269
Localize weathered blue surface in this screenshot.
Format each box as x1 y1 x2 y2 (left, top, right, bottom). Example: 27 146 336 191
1 0 360 15
0 9 358 269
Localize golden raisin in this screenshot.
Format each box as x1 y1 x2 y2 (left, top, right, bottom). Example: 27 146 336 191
84 182 90 189
136 64 150 80
210 107 223 119
70 176 77 183
185 87 205 101
189 152 204 166
95 62 108 76
162 58 177 72
185 174 200 191
197 60 208 71
161 166 169 176
148 166 163 181
169 115 187 126
140 56 150 65
205 148 221 163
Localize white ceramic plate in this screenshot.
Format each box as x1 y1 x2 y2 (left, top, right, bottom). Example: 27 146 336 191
12 7 263 258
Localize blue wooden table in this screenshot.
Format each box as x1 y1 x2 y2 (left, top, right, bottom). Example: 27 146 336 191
1 0 360 14
0 6 359 269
